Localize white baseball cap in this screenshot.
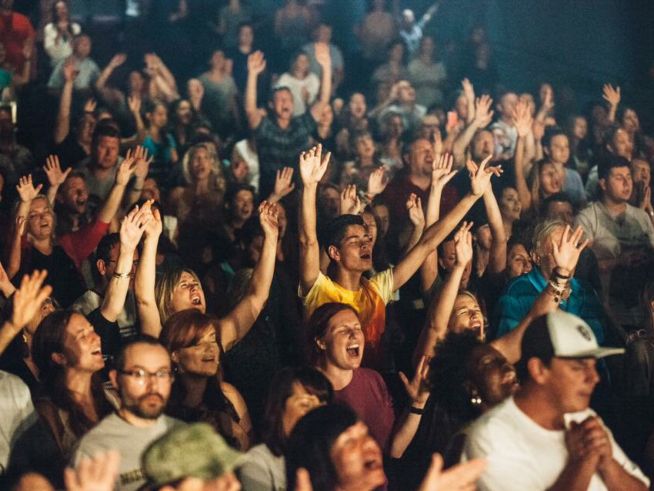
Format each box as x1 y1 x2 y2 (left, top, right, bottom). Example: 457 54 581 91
521 310 625 362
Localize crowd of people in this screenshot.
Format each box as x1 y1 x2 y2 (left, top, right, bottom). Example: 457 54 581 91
1 0 654 490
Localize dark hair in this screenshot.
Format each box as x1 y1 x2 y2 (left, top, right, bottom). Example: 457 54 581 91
542 126 568 150
286 404 359 491
31 310 111 437
321 214 365 250
262 367 333 456
114 335 167 371
307 303 359 364
515 315 555 382
91 122 120 147
95 233 120 264
541 192 575 216
598 154 630 180
225 183 256 208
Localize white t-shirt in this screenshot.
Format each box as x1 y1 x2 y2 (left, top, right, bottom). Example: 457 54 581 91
0 371 38 474
276 72 320 116
462 397 649 491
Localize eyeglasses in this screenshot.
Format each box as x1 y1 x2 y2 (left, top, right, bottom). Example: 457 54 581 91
119 368 173 385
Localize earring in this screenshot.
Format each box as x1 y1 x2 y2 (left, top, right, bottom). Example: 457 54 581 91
470 391 482 406
21 330 29 344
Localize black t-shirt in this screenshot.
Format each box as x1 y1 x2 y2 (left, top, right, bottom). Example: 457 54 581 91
17 246 85 308
54 134 88 169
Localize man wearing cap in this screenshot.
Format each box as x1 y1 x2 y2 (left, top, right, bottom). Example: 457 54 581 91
462 310 648 491
141 423 243 491
73 336 183 491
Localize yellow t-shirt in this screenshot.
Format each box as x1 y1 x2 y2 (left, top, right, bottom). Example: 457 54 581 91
301 270 394 369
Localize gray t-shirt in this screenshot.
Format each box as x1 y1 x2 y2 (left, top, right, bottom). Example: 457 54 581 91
238 443 286 491
73 413 183 491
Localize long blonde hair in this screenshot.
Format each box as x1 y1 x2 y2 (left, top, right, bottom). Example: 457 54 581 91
155 266 203 325
181 142 226 195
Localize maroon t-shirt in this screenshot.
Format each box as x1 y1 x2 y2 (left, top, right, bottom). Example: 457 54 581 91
333 368 395 450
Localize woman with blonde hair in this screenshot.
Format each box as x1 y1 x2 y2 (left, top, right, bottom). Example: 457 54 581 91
168 142 226 224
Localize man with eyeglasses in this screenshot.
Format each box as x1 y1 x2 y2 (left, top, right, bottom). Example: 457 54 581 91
73 336 184 491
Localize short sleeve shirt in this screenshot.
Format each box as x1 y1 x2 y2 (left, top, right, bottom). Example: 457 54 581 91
301 270 394 369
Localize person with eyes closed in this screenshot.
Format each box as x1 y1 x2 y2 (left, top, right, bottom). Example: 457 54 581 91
73 336 183 491
309 303 430 459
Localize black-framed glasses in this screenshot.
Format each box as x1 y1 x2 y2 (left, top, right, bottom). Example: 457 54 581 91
119 368 173 385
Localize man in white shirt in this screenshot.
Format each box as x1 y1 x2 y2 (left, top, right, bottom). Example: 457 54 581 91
463 310 648 491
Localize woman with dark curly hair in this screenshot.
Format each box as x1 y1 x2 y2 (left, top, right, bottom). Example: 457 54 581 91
401 330 517 489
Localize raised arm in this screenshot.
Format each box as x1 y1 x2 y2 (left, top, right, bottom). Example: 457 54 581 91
53 60 76 144
100 203 149 322
245 51 266 129
403 193 425 254
135 206 162 337
96 153 136 224
95 53 126 97
420 152 456 292
299 145 331 295
125 146 152 206
483 183 507 274
390 355 431 458
0 270 51 357
491 225 588 363
268 167 295 203
309 43 332 121
415 222 473 363
602 84 620 123
43 155 72 206
452 94 494 168
392 156 498 291
219 201 279 351
461 78 476 125
512 100 533 212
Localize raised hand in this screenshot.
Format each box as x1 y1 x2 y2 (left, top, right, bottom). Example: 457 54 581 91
143 205 163 240
367 167 388 197
406 193 425 228
247 51 267 76
63 58 77 82
259 200 280 240
127 95 141 115
299 144 330 186
432 129 444 157
109 53 127 69
467 155 502 197
11 270 52 330
454 221 473 267
315 42 331 68
120 203 151 251
473 94 494 128
340 184 362 215
399 355 430 406
272 167 295 200
461 78 474 102
116 154 136 186
130 146 152 180
602 84 621 108
64 450 121 491
0 261 14 297
417 454 487 491
84 98 97 114
512 100 533 138
431 153 456 190
44 155 72 187
540 84 555 112
16 175 43 203
552 225 588 274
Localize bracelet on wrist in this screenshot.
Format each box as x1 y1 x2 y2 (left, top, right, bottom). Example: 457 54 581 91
409 405 425 415
553 267 571 280
113 271 131 279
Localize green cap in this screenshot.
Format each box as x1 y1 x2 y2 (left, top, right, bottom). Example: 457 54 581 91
142 423 244 487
